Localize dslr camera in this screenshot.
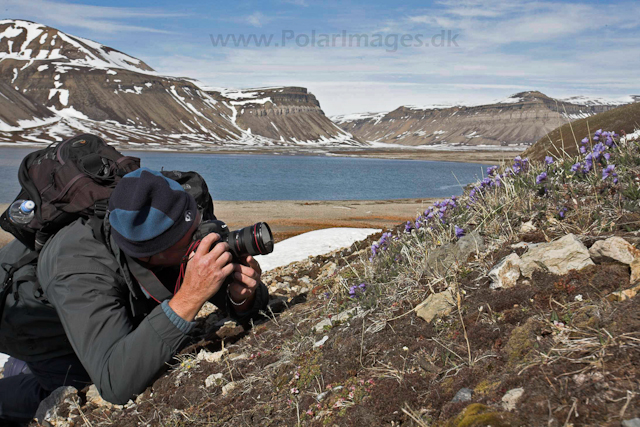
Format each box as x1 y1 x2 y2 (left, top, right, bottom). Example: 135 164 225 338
192 220 274 259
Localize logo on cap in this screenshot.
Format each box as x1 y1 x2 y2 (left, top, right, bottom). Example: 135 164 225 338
185 210 193 222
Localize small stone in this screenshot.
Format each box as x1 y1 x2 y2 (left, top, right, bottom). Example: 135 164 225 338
215 320 244 339
451 387 474 403
196 348 228 364
205 373 224 388
195 301 218 319
489 253 522 289
501 387 524 411
35 386 78 424
314 335 329 348
590 237 640 283
622 419 640 427
313 308 357 333
86 384 113 408
519 220 536 233
415 288 456 323
222 381 237 396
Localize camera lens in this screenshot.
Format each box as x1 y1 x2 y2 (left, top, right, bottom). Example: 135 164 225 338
228 222 274 258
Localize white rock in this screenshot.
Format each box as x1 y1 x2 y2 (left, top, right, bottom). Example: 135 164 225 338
196 348 228 364
519 234 594 278
313 307 357 333
314 335 329 348
86 384 113 408
415 288 456 323
501 387 524 411
205 373 224 388
589 236 640 283
222 381 237 396
489 253 522 289
519 220 536 233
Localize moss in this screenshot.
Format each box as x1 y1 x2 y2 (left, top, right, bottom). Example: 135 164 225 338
473 379 501 397
444 403 521 427
504 318 544 366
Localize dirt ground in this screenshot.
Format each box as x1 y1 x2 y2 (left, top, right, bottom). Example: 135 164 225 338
0 199 433 248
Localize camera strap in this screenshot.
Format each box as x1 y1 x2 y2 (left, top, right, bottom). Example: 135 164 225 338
124 254 173 303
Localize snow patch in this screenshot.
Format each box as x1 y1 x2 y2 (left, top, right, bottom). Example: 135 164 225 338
254 228 380 272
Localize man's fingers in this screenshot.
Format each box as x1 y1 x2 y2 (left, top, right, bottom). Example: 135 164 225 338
233 263 260 280
196 233 220 256
233 272 258 288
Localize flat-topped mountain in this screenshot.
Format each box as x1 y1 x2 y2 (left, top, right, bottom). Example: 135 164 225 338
0 20 361 147
333 91 633 147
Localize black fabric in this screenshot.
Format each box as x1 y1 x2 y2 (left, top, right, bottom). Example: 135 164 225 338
0 354 91 424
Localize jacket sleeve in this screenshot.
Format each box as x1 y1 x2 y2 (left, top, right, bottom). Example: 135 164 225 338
41 260 190 405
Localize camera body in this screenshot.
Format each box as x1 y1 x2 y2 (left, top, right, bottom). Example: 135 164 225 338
192 220 274 260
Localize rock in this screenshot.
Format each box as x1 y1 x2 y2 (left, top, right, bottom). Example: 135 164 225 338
222 381 237 396
622 419 640 427
35 386 78 424
314 335 329 348
511 242 539 250
451 387 474 403
590 237 640 283
519 234 594 278
427 231 485 275
415 288 456 323
607 283 640 302
196 348 228 364
215 320 245 340
501 387 524 411
319 262 337 278
313 307 358 333
519 220 536 233
205 373 224 388
86 384 113 408
195 301 218 319
489 253 522 289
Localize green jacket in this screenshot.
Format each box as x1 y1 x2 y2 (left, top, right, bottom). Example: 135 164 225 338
0 218 269 404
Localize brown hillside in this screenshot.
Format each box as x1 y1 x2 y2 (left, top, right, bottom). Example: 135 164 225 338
523 101 640 161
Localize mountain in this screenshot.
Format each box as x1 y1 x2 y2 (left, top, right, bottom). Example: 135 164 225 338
333 91 633 147
523 101 640 161
0 20 361 147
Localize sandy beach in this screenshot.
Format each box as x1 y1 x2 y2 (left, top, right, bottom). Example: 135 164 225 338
0 198 433 248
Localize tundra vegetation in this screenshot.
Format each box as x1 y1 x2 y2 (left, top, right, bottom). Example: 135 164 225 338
36 129 640 426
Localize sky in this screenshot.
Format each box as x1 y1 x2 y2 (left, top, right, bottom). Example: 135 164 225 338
2 0 639 115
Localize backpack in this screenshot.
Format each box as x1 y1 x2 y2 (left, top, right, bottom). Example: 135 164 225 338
0 133 215 324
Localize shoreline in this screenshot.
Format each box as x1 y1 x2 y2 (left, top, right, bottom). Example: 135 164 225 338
0 198 434 248
0 144 521 165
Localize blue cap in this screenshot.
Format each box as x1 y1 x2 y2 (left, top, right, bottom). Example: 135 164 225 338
108 168 198 258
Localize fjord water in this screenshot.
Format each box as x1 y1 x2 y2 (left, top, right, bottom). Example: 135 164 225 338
0 148 490 202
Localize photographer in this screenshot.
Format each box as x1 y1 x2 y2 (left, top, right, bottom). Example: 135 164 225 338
0 168 269 424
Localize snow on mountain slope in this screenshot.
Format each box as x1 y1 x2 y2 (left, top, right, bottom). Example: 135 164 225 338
0 20 362 148
334 91 633 148
0 19 154 72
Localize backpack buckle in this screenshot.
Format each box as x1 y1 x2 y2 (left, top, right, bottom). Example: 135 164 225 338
94 200 109 219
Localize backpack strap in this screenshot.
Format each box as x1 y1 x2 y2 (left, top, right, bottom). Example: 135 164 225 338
123 254 173 303
0 250 39 324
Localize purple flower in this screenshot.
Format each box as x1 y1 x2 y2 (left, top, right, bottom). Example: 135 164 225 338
559 207 567 219
581 137 589 145
487 166 498 177
544 156 554 165
536 172 547 184
580 146 587 154
602 164 616 180
455 225 465 238
595 129 602 136
405 221 413 233
571 162 582 173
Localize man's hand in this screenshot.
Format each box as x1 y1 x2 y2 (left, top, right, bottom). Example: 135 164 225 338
169 233 233 321
228 255 262 312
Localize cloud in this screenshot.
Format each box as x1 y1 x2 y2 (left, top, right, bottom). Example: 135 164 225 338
2 0 184 33
245 12 271 28
282 0 309 6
